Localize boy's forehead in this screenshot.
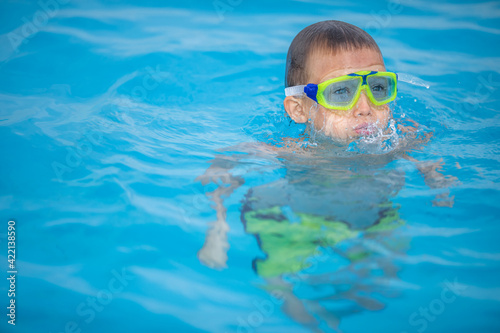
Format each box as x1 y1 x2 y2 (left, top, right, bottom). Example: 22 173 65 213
306 48 385 83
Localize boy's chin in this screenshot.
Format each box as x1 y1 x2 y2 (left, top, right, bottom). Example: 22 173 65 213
321 131 359 144
308 123 386 143
325 129 379 143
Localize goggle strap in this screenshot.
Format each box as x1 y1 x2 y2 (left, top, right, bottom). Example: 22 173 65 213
304 84 318 102
284 85 306 97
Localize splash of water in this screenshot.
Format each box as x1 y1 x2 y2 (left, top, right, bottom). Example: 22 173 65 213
346 119 400 154
397 73 430 89
299 103 402 155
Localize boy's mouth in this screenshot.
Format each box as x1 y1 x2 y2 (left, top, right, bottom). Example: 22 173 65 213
354 123 376 136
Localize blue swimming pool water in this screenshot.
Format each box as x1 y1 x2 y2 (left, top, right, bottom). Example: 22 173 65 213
1 0 500 332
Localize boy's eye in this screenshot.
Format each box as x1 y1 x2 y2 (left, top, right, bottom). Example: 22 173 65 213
334 87 349 94
371 84 386 92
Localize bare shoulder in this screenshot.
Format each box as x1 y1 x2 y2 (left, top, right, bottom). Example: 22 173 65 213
216 139 311 157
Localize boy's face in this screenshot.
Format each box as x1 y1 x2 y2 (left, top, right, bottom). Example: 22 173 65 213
284 47 391 141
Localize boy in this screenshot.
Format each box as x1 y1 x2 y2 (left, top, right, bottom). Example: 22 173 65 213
198 20 404 266
197 20 455 331
283 20 395 141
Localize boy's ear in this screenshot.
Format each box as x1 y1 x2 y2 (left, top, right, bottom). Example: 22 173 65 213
284 96 308 123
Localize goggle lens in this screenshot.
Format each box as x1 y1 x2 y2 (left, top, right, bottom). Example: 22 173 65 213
367 75 396 103
322 78 361 107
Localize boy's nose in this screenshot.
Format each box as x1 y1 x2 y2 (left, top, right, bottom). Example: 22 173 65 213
354 92 372 117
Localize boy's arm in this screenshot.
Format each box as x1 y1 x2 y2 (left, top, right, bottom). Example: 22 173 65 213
196 157 245 269
399 120 458 207
403 153 458 207
196 142 279 269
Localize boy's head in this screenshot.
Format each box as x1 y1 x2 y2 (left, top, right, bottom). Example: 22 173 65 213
284 20 394 141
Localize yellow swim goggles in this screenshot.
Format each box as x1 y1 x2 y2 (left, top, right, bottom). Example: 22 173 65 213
284 71 398 110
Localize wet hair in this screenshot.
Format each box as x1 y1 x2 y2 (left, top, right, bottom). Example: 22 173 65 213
285 20 382 87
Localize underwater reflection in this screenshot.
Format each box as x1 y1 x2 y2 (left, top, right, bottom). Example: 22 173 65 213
197 136 454 332
241 153 406 332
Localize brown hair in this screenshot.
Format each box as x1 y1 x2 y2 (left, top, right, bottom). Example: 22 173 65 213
285 20 381 87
